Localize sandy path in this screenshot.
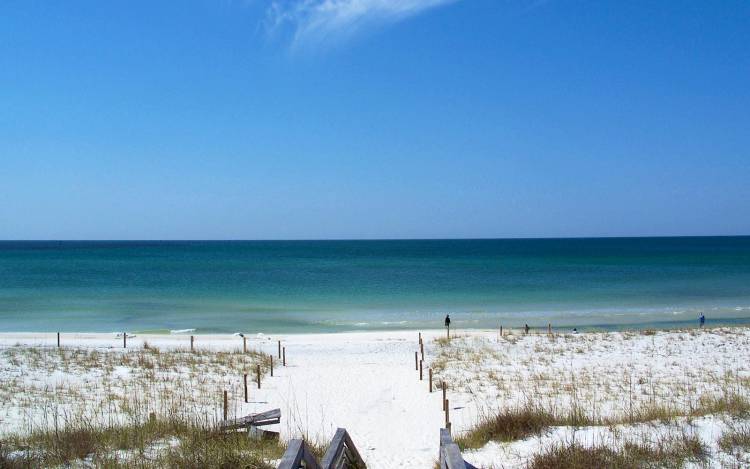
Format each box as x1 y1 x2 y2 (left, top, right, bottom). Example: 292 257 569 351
244 332 448 468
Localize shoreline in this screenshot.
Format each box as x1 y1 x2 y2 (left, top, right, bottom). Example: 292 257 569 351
2 316 750 340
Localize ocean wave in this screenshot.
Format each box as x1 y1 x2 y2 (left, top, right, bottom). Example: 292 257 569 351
170 328 196 334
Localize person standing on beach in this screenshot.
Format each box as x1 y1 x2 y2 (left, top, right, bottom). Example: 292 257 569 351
524 324 530 335
444 314 451 337
699 313 705 328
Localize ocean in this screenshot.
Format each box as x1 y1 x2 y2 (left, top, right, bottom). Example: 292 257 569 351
1 237 749 333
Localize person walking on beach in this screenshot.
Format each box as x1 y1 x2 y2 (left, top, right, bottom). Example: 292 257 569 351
524 324 530 335
699 313 705 328
444 314 451 338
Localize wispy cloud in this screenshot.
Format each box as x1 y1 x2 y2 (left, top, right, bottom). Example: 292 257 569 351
266 0 460 49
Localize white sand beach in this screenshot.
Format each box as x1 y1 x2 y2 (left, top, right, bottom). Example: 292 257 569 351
2 327 750 467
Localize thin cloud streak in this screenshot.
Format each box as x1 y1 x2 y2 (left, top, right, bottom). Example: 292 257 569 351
267 0 460 49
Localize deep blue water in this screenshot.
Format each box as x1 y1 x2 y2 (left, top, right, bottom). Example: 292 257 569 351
1 237 749 333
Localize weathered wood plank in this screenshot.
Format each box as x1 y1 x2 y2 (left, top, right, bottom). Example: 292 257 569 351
341 430 365 467
277 439 322 469
220 408 281 430
440 428 453 447
441 443 466 469
319 428 366 469
278 439 304 469
320 429 346 468
440 428 470 469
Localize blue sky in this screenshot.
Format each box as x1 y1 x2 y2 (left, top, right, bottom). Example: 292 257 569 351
1 0 749 240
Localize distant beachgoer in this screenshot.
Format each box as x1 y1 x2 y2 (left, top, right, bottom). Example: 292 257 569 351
573 328 578 334
699 313 705 328
524 324 529 335
444 314 451 328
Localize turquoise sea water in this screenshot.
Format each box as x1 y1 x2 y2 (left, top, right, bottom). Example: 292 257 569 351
1 238 749 333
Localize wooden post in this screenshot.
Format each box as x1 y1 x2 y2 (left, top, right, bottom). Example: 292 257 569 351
243 337 247 353
419 332 422 344
243 374 248 403
270 355 273 377
282 347 286 366
500 326 503 337
223 390 228 421
256 364 261 389
57 332 60 348
419 360 423 380
414 351 418 371
123 333 127 349
548 323 551 335
429 368 433 392
420 341 424 361
442 382 447 411
190 335 194 352
278 340 281 359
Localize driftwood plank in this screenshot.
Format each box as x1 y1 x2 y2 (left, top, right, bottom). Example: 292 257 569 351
220 408 281 430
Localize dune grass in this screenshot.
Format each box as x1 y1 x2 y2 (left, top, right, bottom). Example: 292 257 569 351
718 423 750 457
454 405 556 448
529 433 707 469
0 342 282 467
0 414 283 468
429 327 750 454
454 392 750 451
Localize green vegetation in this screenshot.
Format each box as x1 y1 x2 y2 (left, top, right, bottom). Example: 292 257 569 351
718 423 750 455
529 434 707 469
454 405 556 448
0 416 282 468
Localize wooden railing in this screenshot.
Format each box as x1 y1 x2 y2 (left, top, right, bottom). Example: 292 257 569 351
439 428 476 469
278 427 476 468
277 428 366 469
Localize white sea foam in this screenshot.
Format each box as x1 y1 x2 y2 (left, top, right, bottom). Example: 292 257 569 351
170 329 195 334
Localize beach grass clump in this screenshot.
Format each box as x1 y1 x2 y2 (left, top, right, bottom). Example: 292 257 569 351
159 429 277 469
0 415 282 468
529 433 707 469
718 423 750 454
455 405 557 449
696 392 750 418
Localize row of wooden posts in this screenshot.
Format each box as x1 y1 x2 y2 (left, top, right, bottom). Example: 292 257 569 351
53 322 557 351
223 339 288 421
415 324 557 437
53 332 295 358
53 332 289 424
415 332 452 433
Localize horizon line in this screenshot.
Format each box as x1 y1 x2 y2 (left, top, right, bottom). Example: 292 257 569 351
1 234 749 243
